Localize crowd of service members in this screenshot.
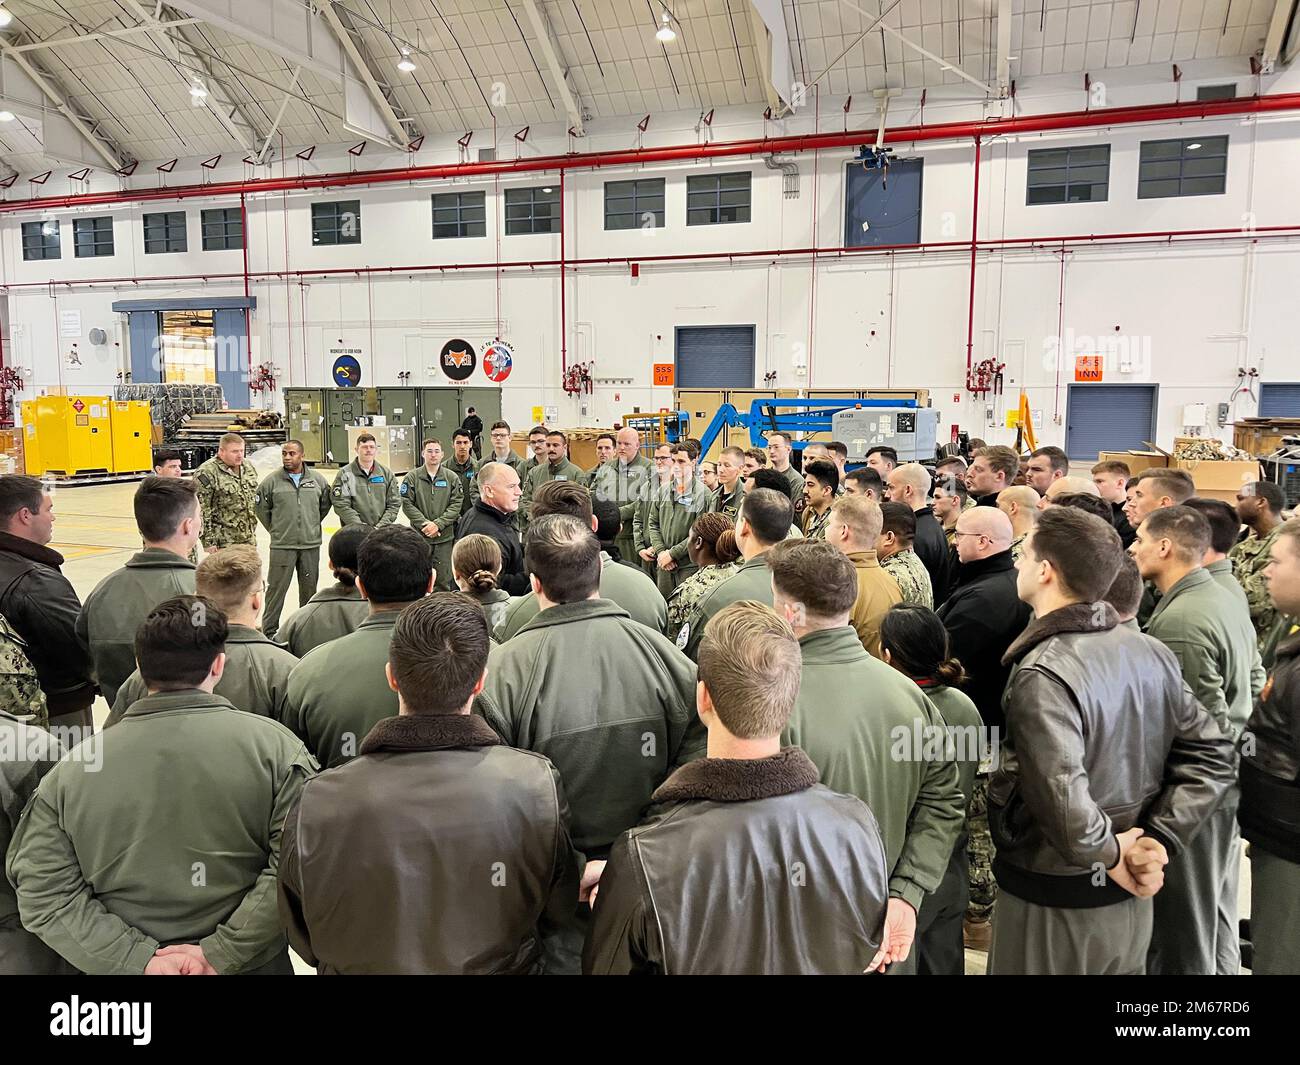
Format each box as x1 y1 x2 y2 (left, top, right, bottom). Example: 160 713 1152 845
0 423 1296 976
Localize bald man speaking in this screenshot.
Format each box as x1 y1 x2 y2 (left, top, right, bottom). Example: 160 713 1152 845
588 426 653 565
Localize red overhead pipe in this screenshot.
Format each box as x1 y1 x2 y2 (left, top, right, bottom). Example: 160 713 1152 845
240 191 252 389
560 168 567 376
5 94 1300 215
965 136 981 388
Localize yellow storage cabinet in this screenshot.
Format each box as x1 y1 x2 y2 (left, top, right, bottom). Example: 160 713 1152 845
20 395 114 477
110 400 153 473
19 401 43 476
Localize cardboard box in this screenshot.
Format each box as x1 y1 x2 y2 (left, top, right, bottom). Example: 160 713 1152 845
1097 449 1168 475
1173 458 1260 497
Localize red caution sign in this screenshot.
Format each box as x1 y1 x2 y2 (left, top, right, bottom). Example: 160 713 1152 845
1074 355 1104 382
72 398 85 413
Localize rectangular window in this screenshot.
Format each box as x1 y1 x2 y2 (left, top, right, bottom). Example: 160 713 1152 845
142 211 187 254
73 216 114 258
201 207 244 251
604 178 665 230
844 159 923 247
311 200 361 245
431 190 486 238
1026 144 1110 204
1197 84 1237 101
1138 136 1229 199
503 186 559 234
21 220 61 261
686 171 752 225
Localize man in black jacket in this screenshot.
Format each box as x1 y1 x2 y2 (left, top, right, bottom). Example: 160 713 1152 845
582 599 890 974
887 462 951 604
965 445 1018 507
1238 521 1300 974
278 592 581 973
0 476 95 735
989 507 1236 974
455 461 527 595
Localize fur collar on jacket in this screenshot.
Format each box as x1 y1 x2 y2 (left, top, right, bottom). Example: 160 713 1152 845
652 747 820 803
359 713 502 755
1002 600 1118 666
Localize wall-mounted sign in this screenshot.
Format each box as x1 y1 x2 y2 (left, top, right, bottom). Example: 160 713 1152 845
482 340 513 383
653 363 674 387
1074 355 1104 382
332 354 361 386
441 339 476 381
59 310 82 338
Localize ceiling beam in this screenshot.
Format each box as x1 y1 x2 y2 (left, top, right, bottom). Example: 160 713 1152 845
0 39 127 169
879 23 996 95
256 66 301 165
118 0 262 155
1260 0 1297 73
775 0 904 117
8 19 203 53
996 0 1013 98
319 1 413 149
746 3 781 111
519 0 584 134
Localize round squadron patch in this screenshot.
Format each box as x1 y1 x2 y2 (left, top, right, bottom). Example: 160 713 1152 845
676 623 689 650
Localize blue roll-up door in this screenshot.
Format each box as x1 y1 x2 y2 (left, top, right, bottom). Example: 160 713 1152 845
1065 384 1158 460
213 308 250 408
1258 383 1300 417
675 325 756 388
127 311 161 383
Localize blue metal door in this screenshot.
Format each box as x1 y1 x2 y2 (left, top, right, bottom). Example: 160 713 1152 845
674 325 756 388
213 308 250 407
1258 383 1300 417
1065 384 1158 460
127 311 161 383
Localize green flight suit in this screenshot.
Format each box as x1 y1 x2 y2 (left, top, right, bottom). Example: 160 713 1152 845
331 458 400 527
255 467 333 638
400 464 464 591
108 624 299 727
478 598 703 857
713 480 744 520
277 583 369 659
1206 557 1249 607
1230 525 1282 649
492 551 667 641
75 547 196 707
194 455 259 550
647 479 714 597
678 551 775 661
7 689 316 975
775 463 805 501
444 454 481 508
520 457 584 533
589 455 653 564
781 625 965 914
632 479 671 579
0 615 47 731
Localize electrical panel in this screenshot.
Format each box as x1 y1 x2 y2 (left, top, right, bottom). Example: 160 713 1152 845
831 407 941 462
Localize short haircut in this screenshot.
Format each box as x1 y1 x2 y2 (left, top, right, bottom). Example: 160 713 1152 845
1142 505 1212 564
697 601 801 739
284 439 304 452
743 447 768 467
936 455 967 473
135 595 227 691
768 539 858 618
803 459 839 494
974 445 1020 482
1104 553 1144 619
675 438 701 462
453 533 502 593
830 492 885 546
827 441 848 462
153 449 184 468
545 430 568 447
1053 493 1113 523
525 513 601 603
738 486 794 545
866 445 898 465
529 425 548 438
595 433 616 448
1135 467 1195 503
421 438 444 452
720 446 746 464
531 478 593 526
452 429 472 443
998 485 1041 515
355 432 376 446
390 593 489 715
0 475 44 524
219 432 244 448
358 524 434 604
1184 497 1243 556
1091 460 1131 480
328 524 370 588
749 468 794 500
845 466 884 496
1242 480 1284 514
1029 507 1123 601
490 420 510 433
134 476 198 542
766 431 791 447
196 544 262 614
935 478 968 502
1030 446 1069 474
592 497 622 543
879 501 917 545
1278 521 1300 559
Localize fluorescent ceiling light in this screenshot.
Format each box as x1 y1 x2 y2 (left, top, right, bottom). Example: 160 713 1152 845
542 187 553 193
656 12 675 42
0 7 12 29
1187 141 1202 150
0 111 13 122
398 48 417 72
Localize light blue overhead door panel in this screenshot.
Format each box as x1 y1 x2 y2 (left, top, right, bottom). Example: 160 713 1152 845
1065 384 1158 460
674 325 756 388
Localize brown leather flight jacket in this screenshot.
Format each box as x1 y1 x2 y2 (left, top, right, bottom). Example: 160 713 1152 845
277 714 581 974
582 748 891 975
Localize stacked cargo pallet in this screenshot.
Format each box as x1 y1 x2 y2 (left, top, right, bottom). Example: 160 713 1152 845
173 410 286 459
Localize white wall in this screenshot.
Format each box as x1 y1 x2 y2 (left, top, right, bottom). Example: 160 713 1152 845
4 57 1300 452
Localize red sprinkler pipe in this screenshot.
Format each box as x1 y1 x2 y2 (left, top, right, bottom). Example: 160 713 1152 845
4 95 1300 215
965 136 981 391
240 191 252 392
559 169 567 377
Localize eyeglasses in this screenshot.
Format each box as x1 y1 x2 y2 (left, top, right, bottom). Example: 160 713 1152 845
951 530 989 542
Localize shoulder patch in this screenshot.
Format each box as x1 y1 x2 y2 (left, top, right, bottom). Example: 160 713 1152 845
676 622 690 650
399 481 409 496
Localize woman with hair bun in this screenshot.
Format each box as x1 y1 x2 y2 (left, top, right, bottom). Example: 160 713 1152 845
879 602 984 977
452 534 511 632
278 524 372 657
665 512 741 644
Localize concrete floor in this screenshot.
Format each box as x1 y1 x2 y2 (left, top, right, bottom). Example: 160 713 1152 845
46 472 1250 976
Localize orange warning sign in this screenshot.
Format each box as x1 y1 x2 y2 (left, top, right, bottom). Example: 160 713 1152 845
653 363 674 387
1074 355 1104 382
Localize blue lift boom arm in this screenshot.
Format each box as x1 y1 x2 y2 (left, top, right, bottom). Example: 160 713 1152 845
696 397 918 456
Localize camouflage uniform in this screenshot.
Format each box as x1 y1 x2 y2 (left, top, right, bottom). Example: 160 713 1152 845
194 455 259 550
1230 525 1282 649
1010 534 1026 564
881 549 934 609
665 562 738 644
801 505 832 541
967 773 997 923
0 613 47 730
